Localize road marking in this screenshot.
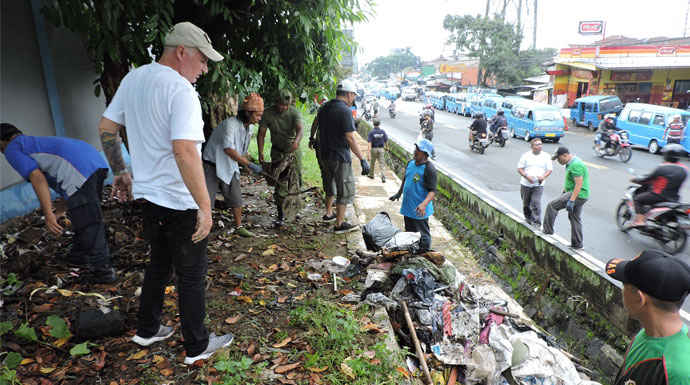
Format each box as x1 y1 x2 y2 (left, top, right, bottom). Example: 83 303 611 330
582 160 608 170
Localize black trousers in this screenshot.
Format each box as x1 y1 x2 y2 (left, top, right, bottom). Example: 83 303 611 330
66 168 111 268
404 216 431 251
138 202 209 356
634 192 666 214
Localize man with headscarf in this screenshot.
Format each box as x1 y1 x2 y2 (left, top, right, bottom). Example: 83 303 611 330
203 93 264 237
257 90 304 227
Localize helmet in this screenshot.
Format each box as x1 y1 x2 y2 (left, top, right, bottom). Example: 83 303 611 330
604 113 615 122
662 143 685 162
426 104 432 109
497 108 504 116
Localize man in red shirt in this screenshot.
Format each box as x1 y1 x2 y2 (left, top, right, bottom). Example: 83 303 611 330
664 114 685 145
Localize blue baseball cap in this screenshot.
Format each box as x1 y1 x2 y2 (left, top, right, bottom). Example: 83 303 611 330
415 138 434 157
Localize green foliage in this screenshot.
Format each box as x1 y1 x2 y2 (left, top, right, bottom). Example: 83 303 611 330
14 323 37 342
0 322 12 337
45 315 71 339
444 14 522 86
0 273 22 296
289 299 404 384
2 353 22 370
0 366 20 385
365 48 421 79
42 0 372 127
214 355 266 385
69 342 91 357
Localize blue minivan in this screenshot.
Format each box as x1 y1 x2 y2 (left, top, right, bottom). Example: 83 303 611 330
482 96 504 119
570 95 623 130
509 102 565 142
615 103 690 154
469 94 485 117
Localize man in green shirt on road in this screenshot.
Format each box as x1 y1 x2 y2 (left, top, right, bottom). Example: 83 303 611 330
258 90 304 226
606 250 690 385
542 146 589 249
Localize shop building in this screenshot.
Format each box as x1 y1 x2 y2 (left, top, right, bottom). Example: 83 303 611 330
550 36 690 108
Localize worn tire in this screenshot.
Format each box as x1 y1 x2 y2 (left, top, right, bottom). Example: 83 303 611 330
619 147 632 163
648 140 660 154
615 201 632 232
657 217 688 255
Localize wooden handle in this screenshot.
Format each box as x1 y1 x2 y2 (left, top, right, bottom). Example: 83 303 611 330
402 301 433 385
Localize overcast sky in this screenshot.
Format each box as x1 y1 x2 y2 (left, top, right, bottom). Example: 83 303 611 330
354 0 689 66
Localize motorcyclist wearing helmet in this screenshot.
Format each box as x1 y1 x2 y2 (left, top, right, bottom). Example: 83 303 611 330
663 114 685 144
488 109 508 136
419 104 435 125
469 113 488 144
597 114 618 150
630 143 688 226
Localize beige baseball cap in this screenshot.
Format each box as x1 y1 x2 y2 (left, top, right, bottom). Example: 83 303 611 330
164 22 224 62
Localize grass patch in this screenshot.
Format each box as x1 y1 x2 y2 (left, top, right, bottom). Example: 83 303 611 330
288 299 404 385
248 104 321 188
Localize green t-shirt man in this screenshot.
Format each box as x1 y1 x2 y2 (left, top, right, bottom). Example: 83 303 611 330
260 105 303 155
564 157 589 199
614 324 690 385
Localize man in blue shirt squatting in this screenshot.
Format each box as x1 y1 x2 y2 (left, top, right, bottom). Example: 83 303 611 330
0 123 116 283
389 138 438 251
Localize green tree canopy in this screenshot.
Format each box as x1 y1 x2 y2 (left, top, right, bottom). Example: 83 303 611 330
43 0 371 131
364 48 421 79
443 14 522 87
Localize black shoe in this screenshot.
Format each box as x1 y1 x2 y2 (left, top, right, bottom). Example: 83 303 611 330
322 214 337 223
570 244 583 250
91 266 117 284
334 222 358 234
367 175 374 179
381 176 386 183
57 253 89 266
274 218 284 228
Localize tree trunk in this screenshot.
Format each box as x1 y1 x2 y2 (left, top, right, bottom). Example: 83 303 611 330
101 56 131 150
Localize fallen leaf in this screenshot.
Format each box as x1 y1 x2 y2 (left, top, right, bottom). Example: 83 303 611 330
396 366 410 379
280 262 290 271
234 253 247 262
294 293 306 301
361 323 384 333
33 304 53 313
160 368 173 376
225 315 242 324
236 296 253 304
152 355 165 364
262 248 276 256
340 362 355 379
56 289 72 297
370 359 381 365
126 350 148 361
277 296 288 303
264 264 278 272
164 286 175 295
54 337 69 348
252 353 262 361
39 367 56 374
307 366 328 373
229 287 242 296
339 289 353 295
247 343 255 355
272 337 292 348
258 300 266 306
20 358 35 365
274 362 301 374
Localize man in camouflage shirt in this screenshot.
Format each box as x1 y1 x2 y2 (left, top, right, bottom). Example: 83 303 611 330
258 90 304 226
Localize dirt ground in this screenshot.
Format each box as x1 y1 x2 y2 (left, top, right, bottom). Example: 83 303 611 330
0 173 385 384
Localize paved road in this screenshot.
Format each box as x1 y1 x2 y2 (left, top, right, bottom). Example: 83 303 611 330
379 100 690 265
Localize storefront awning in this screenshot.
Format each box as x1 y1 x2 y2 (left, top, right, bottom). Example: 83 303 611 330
561 62 597 71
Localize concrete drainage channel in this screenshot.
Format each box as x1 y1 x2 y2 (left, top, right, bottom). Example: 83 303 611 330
352 120 659 383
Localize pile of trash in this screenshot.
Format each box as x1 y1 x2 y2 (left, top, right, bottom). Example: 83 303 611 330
316 212 602 385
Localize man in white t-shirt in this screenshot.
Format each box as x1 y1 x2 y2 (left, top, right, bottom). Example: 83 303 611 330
97 21 233 365
517 138 553 226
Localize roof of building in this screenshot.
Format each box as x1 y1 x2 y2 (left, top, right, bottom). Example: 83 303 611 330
570 35 690 48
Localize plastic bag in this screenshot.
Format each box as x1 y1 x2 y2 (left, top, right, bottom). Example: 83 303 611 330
362 212 400 251
384 231 421 252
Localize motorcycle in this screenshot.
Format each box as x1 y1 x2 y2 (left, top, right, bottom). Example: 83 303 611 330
470 131 490 154
363 109 372 121
490 126 509 147
593 129 632 162
388 105 396 119
616 184 690 254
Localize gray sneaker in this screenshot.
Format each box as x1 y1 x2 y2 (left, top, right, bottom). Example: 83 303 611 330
131 325 175 346
184 333 234 365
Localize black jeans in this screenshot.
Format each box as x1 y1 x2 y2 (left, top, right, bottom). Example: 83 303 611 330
404 216 431 251
138 202 209 356
66 168 111 268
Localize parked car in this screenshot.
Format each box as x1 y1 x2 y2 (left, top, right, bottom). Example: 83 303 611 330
500 96 528 120
401 87 417 101
469 94 485 117
615 103 690 154
509 103 565 142
570 95 623 130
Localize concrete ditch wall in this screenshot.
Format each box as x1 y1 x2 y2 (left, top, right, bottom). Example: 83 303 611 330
357 120 634 377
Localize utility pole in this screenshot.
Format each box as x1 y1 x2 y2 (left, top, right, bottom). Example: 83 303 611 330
532 0 537 49
517 0 523 40
485 0 491 18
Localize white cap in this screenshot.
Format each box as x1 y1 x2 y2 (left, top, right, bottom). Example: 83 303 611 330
337 79 359 95
164 22 224 62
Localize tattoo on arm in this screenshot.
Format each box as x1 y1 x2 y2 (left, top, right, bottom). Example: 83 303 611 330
100 131 127 175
